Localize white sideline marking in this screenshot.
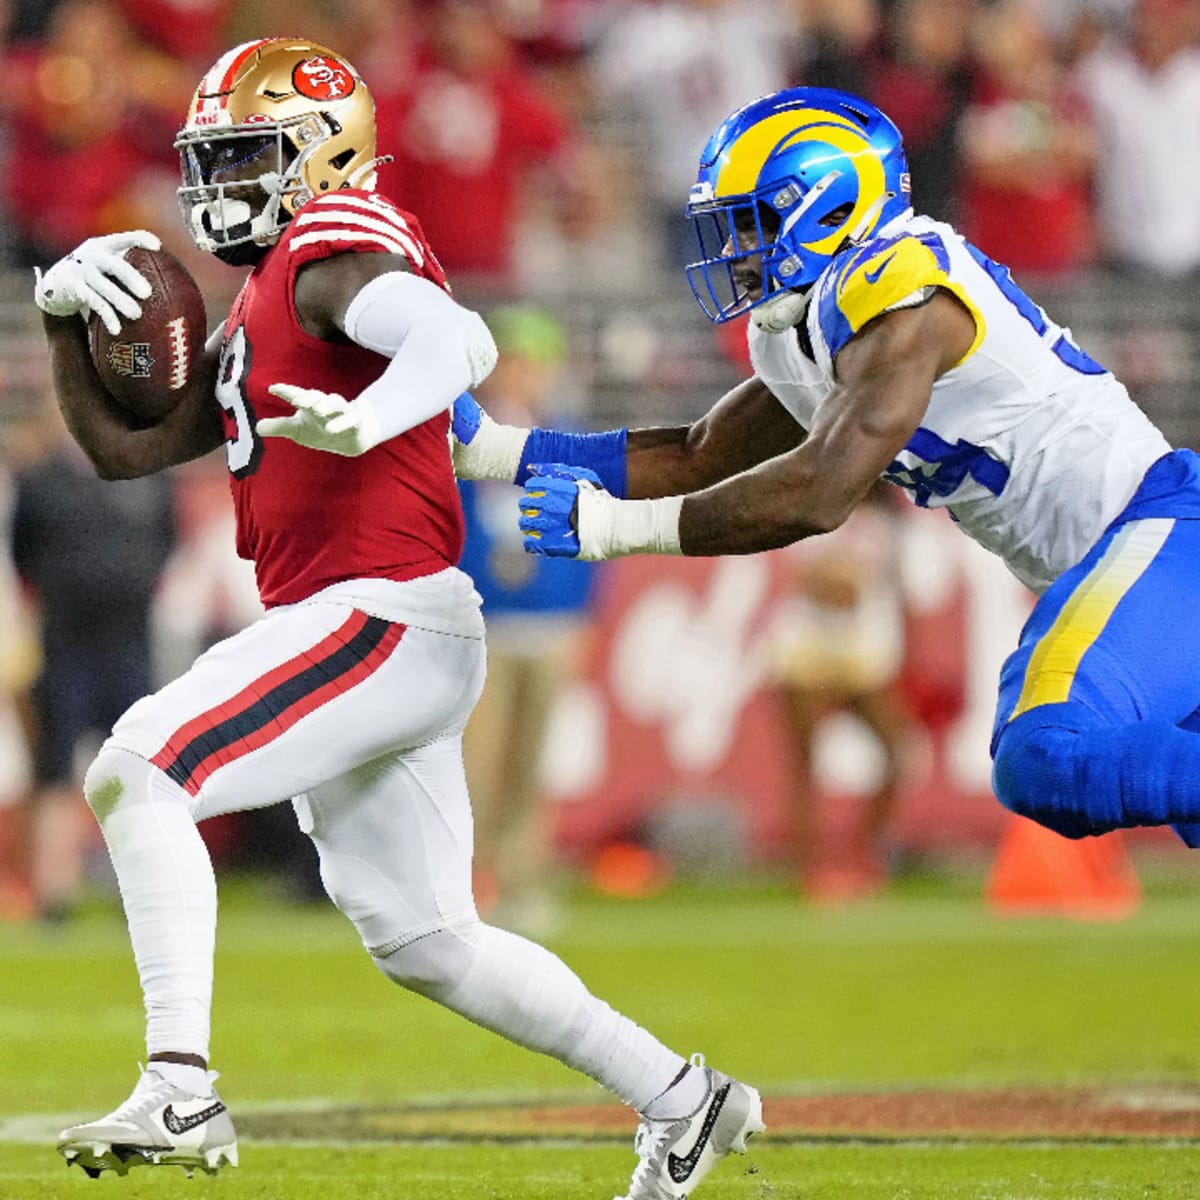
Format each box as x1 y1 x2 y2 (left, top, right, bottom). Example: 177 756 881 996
0 1114 71 1144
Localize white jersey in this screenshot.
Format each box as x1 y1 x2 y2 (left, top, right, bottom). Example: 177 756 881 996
749 213 1171 594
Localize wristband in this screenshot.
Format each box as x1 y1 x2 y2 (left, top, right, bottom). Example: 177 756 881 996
577 489 683 560
452 416 529 481
519 428 628 498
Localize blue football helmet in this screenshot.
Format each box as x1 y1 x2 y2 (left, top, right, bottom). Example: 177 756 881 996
685 87 912 326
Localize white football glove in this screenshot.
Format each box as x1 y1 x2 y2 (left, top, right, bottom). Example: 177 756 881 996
32 230 162 336
257 384 384 457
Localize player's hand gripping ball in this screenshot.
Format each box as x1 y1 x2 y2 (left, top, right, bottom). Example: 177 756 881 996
87 245 207 421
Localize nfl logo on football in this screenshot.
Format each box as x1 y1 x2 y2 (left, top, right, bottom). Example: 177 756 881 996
106 341 155 379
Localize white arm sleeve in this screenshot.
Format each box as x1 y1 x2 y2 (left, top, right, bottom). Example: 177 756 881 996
343 271 498 441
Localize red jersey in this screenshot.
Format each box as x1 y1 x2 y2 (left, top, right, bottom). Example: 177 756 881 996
216 189 465 607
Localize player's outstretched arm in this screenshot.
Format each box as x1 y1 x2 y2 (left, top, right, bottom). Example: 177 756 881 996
453 374 800 501
451 390 633 495
522 293 974 560
517 377 805 556
624 376 804 498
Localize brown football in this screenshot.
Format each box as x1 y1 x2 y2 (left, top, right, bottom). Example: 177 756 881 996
88 246 208 421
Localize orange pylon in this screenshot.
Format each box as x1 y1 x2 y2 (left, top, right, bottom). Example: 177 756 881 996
986 815 1141 921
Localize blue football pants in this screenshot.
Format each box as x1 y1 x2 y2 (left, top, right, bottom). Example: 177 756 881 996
992 514 1200 846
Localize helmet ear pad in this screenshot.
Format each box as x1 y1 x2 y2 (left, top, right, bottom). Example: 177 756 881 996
768 167 865 291
274 113 330 216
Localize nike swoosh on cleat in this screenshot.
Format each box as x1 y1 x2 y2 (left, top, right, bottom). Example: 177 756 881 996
863 253 897 284
666 1084 730 1184
162 1101 226 1136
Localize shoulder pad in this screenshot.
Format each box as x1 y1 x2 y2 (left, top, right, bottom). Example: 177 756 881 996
284 190 428 269
816 233 957 357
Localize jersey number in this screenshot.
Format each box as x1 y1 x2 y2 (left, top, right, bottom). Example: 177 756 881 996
216 326 263 479
885 427 1010 507
886 246 1106 505
966 244 1106 376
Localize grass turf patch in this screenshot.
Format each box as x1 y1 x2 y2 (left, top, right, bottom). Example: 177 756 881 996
4 1140 1200 1200
5 873 1200 1197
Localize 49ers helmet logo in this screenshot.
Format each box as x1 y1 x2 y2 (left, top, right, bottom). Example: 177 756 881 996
292 56 354 101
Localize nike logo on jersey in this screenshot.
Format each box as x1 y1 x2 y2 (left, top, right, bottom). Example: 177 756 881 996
162 1100 226 1136
863 253 897 284
667 1083 730 1183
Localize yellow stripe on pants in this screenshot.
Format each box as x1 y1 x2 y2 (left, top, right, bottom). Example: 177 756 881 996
1011 518 1173 719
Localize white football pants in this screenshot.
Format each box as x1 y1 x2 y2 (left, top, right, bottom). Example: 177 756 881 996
85 573 685 1111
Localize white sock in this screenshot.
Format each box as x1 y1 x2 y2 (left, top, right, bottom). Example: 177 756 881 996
381 921 688 1111
149 1061 212 1096
642 1061 710 1119
87 748 216 1060
456 924 688 1111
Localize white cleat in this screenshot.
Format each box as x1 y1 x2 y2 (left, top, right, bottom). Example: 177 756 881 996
57 1064 238 1179
617 1055 765 1200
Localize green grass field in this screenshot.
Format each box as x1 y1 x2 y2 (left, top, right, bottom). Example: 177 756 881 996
3 866 1200 1198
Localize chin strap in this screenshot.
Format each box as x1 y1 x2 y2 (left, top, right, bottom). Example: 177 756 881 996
751 288 809 334
750 196 914 335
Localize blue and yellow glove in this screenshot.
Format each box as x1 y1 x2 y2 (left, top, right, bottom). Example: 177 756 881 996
519 463 604 558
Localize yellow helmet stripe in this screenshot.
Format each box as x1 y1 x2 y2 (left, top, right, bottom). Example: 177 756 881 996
714 108 887 253
715 108 863 196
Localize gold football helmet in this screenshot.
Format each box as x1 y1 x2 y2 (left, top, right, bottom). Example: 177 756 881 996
175 38 382 261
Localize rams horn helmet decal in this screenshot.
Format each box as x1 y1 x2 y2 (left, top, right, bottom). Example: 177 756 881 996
685 87 911 325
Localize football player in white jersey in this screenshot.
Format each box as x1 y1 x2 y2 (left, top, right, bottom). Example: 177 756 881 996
445 86 1200 851
34 38 764 1197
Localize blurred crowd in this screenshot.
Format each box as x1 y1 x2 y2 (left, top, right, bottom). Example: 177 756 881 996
1 0 1200 293
3 0 1200 924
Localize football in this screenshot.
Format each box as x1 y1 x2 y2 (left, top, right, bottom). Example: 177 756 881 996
88 246 207 422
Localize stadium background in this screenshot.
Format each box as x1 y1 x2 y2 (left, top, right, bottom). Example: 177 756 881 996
3 4 1200 1196
2 0 1198 884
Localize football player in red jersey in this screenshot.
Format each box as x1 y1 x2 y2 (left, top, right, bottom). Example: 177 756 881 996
34 38 763 1195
